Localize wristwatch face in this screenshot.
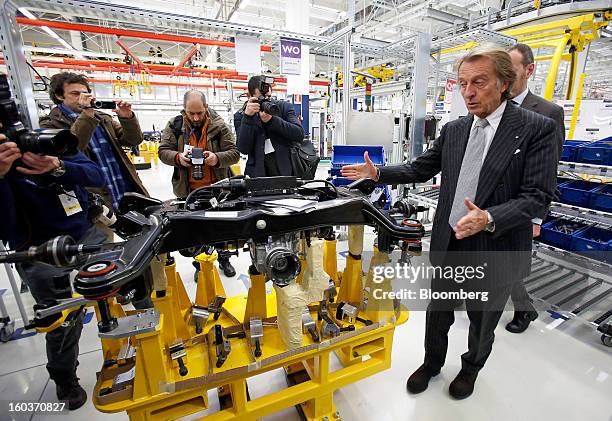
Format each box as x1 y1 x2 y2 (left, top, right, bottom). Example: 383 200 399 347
52 161 66 177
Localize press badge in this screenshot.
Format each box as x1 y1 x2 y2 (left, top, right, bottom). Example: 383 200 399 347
58 191 83 216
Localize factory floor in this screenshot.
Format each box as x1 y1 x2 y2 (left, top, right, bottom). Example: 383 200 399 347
0 161 610 421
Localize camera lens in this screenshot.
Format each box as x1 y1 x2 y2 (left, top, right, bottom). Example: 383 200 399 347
192 164 204 180
261 101 280 116
18 129 78 156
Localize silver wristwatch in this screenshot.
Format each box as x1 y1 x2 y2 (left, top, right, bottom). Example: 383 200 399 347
484 210 495 233
51 160 66 177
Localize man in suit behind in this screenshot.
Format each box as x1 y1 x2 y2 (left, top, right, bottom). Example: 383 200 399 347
341 47 558 399
504 43 567 334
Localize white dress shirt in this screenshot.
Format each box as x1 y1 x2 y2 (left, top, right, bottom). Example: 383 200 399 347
471 100 507 163
512 88 529 106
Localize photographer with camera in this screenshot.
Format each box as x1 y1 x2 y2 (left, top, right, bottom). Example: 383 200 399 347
159 90 240 277
0 130 107 410
234 75 304 177
39 72 147 211
39 73 157 309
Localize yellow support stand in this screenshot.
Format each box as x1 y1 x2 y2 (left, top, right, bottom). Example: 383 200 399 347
243 267 267 322
90 224 410 421
194 252 227 307
323 237 339 285
337 225 364 304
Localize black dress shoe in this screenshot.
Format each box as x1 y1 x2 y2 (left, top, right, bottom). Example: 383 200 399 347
56 378 87 410
218 259 236 277
449 370 478 400
505 310 538 334
406 364 440 394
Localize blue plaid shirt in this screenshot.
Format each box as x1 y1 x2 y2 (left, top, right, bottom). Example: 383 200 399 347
59 104 128 210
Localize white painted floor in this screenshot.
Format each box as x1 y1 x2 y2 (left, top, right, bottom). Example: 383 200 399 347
1 160 610 421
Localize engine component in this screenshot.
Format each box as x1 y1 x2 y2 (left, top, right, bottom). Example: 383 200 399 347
249 234 301 287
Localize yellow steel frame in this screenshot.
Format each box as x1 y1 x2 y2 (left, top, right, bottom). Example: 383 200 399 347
437 11 610 140
568 72 586 140
90 230 408 420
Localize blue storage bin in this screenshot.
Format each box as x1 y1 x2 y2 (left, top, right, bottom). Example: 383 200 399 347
588 184 612 213
571 226 612 263
558 180 602 207
540 218 590 249
576 140 612 165
561 140 590 162
330 145 385 176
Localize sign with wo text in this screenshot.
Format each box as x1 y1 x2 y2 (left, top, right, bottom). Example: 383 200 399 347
280 38 302 75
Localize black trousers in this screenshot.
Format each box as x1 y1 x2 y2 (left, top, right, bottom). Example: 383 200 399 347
510 280 536 312
423 240 514 374
264 152 281 176
17 226 107 385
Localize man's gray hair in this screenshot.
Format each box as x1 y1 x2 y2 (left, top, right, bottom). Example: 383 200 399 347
183 90 207 108
455 45 517 101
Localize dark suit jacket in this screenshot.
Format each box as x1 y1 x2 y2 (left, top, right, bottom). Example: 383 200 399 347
379 102 558 282
521 91 565 154
520 91 566 220
234 100 304 177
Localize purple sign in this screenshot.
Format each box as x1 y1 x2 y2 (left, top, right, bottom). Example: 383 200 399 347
280 38 301 75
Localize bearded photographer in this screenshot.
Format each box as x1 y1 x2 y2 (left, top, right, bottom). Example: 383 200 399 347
159 90 240 277
0 133 107 410
234 75 304 177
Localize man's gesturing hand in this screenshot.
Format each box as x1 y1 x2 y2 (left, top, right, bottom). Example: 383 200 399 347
453 199 488 239
340 151 378 181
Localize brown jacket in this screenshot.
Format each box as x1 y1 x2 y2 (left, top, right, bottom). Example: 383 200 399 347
40 107 148 205
159 110 239 198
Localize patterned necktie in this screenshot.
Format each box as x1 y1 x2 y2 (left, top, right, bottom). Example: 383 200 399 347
448 118 490 228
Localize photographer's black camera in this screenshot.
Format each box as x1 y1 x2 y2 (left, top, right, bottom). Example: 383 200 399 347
91 100 116 110
257 76 280 116
0 74 78 156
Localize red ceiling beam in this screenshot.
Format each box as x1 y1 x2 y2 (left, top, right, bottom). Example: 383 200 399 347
30 58 242 77
16 17 274 52
26 58 330 86
115 38 152 74
170 45 199 77
84 78 318 94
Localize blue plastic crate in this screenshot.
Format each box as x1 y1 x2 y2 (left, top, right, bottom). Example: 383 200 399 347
558 180 602 207
571 226 612 263
330 145 385 176
588 184 612 213
540 218 590 250
576 140 612 165
561 140 590 162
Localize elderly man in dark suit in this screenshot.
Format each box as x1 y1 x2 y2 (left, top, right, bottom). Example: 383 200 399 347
341 46 558 399
505 43 567 334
